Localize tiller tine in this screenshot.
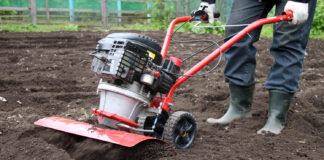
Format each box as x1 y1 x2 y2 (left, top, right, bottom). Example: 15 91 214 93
34 116 161 147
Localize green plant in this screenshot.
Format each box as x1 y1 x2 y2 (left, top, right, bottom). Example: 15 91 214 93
0 23 39 32
80 108 89 119
0 23 80 32
64 24 79 31
25 23 39 32
260 24 273 38
145 0 175 30
179 21 225 34
310 1 324 39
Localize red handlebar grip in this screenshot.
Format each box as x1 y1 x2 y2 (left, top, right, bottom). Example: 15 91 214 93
281 10 293 21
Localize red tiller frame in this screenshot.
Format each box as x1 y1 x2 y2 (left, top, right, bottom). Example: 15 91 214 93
160 10 293 111
92 109 139 128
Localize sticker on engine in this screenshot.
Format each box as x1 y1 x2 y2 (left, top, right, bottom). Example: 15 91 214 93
147 50 155 60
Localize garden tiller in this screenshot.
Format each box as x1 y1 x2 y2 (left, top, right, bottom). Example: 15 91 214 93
35 10 294 149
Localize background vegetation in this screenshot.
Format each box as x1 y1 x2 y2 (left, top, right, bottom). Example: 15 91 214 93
114 0 324 39
0 0 323 39
0 23 79 32
310 0 324 39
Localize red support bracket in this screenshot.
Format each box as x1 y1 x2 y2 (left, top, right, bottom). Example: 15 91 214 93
161 97 173 112
150 97 162 108
92 109 139 128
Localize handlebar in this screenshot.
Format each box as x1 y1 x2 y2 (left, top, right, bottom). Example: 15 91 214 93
161 10 293 59
190 10 220 22
160 10 294 111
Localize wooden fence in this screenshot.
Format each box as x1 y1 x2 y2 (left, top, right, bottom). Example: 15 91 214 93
0 0 189 27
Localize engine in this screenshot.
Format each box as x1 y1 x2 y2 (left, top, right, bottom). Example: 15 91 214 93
90 33 181 128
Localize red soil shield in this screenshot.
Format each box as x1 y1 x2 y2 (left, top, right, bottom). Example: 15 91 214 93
34 116 159 147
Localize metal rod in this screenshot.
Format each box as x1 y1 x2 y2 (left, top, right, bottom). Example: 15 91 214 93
116 123 154 133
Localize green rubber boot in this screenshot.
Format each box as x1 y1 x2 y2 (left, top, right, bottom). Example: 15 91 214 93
207 83 254 124
257 90 293 135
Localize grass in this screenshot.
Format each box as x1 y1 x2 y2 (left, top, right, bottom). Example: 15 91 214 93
260 24 274 38
261 23 324 39
0 23 80 32
310 29 324 39
1 22 323 39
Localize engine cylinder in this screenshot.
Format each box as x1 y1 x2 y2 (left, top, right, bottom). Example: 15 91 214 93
97 81 150 129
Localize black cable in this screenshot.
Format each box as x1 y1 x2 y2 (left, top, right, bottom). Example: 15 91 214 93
171 39 220 62
170 17 193 39
173 30 252 64
160 92 163 100
155 17 224 77
149 38 223 78
162 40 223 77
156 16 253 77
169 18 225 64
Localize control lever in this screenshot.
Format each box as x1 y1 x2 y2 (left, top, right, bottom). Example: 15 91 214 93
191 10 220 22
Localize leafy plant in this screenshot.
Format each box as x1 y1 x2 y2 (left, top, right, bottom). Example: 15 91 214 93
0 23 79 32
64 24 79 31
80 108 89 119
310 1 324 38
25 23 39 32
145 0 175 30
179 21 225 34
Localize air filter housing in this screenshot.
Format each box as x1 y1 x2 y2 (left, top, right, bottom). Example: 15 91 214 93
90 33 162 83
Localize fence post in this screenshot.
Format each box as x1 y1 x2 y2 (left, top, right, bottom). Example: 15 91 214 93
117 0 122 25
176 0 181 17
29 0 37 24
46 0 49 21
101 0 108 28
146 0 151 22
69 0 75 22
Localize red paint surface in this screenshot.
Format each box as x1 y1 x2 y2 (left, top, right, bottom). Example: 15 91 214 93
161 16 193 59
163 10 294 103
34 117 158 147
170 56 182 68
91 109 139 128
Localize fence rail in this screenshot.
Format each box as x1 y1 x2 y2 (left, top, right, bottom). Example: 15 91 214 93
0 0 189 27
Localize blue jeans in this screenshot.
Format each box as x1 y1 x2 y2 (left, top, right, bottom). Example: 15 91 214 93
224 0 317 93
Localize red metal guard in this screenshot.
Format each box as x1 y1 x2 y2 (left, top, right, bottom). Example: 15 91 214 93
160 10 293 111
34 117 158 147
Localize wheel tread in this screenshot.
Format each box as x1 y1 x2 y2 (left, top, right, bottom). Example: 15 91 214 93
163 111 197 149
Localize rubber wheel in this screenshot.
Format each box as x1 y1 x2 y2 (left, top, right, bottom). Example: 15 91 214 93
163 111 197 149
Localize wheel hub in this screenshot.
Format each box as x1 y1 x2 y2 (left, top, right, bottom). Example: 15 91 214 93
181 128 188 137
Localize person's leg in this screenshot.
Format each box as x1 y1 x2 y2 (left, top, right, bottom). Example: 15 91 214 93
207 83 254 124
224 0 275 86
258 0 317 134
207 0 275 124
264 0 317 93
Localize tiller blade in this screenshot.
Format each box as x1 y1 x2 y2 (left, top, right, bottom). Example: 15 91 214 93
34 116 160 147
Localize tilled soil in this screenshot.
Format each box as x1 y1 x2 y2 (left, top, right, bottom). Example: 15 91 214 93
0 31 323 160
